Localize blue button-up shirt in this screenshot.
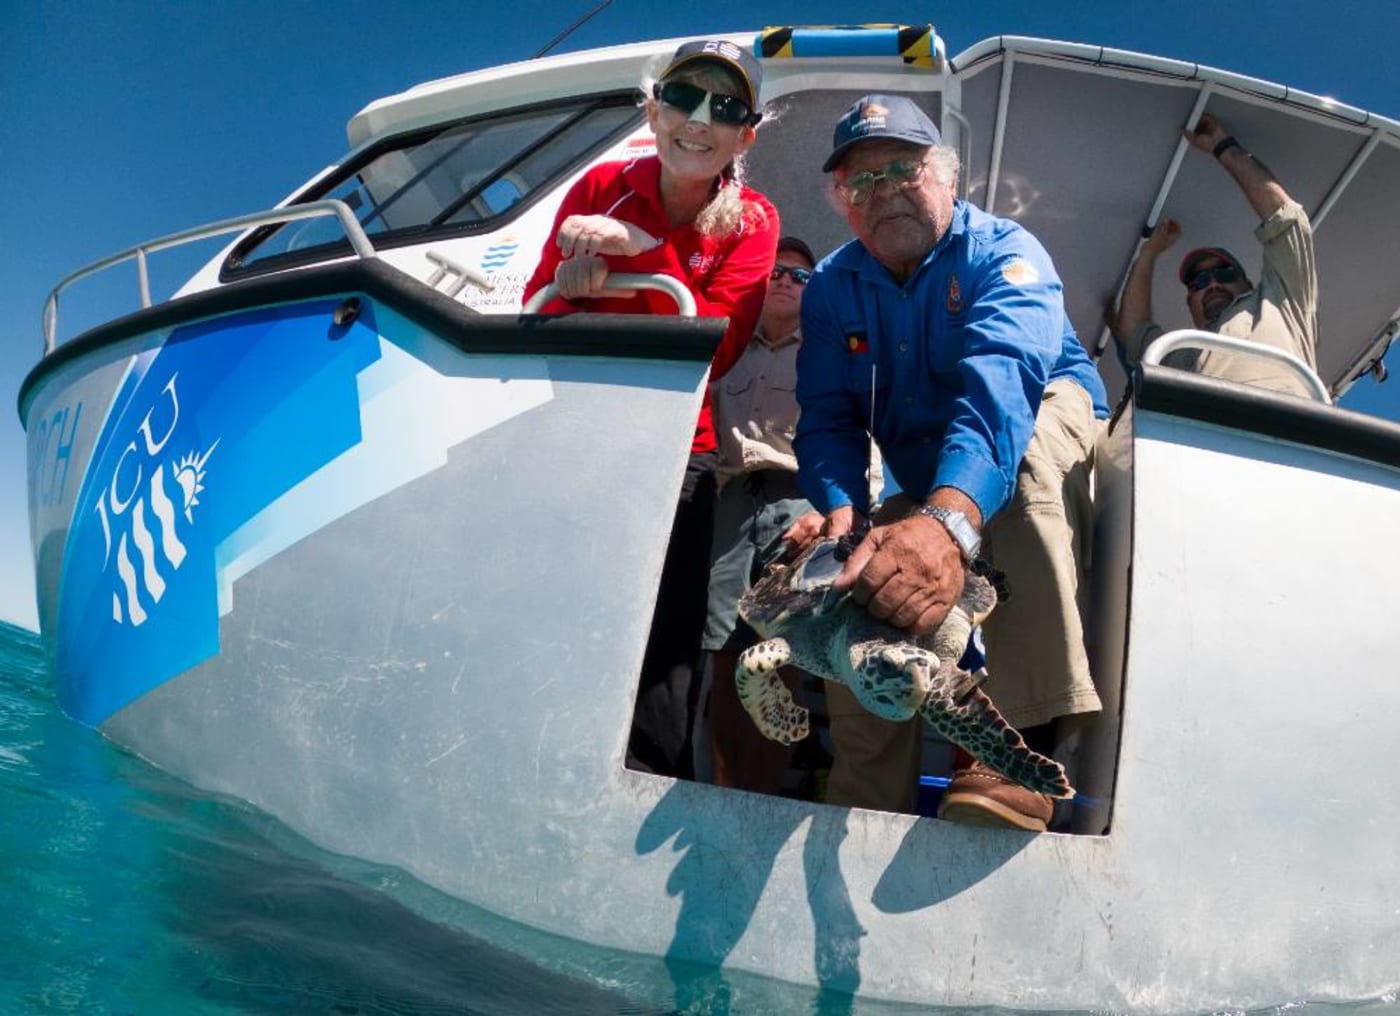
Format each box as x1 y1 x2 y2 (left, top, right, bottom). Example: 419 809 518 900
795 200 1108 521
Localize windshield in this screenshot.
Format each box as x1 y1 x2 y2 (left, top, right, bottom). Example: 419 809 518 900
226 93 641 272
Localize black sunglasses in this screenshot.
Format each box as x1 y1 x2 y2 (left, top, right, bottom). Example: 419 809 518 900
770 264 812 285
653 80 757 127
1187 265 1242 292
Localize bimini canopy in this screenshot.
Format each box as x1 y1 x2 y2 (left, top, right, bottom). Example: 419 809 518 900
947 37 1400 400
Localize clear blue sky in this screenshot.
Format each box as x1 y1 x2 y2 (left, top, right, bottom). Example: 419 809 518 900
4 1 1398 629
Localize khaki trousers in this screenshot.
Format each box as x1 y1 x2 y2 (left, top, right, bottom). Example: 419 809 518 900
825 379 1103 812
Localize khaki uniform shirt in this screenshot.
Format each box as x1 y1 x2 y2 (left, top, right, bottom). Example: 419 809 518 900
713 326 802 486
1127 201 1319 398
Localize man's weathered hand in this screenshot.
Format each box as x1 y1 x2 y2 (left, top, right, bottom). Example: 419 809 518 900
833 515 964 636
819 504 859 541
1143 217 1182 255
781 510 826 552
1185 112 1230 154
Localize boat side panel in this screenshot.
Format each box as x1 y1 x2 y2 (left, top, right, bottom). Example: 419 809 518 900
46 296 573 726
97 383 1400 1011
102 348 704 905
1112 408 1400 1007
25 344 153 658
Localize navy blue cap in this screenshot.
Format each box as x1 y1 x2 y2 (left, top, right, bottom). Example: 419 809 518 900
777 235 816 266
823 94 941 172
661 39 763 114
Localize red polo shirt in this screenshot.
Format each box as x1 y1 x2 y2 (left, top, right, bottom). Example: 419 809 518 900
523 156 780 452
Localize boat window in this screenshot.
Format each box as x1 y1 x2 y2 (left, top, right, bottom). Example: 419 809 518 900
223 93 641 274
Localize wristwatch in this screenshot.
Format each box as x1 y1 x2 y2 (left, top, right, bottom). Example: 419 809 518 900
915 504 981 562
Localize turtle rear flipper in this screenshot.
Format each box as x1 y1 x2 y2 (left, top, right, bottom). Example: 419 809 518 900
922 683 1075 799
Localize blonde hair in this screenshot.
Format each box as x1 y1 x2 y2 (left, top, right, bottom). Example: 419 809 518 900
640 59 769 239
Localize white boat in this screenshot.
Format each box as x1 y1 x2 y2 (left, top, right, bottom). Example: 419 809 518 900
21 25 1400 1012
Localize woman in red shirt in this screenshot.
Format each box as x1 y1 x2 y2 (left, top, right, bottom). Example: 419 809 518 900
523 39 780 780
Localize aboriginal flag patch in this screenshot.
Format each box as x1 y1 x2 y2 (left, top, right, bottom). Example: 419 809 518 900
847 333 869 354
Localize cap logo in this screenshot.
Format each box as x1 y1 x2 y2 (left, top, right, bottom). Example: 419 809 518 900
855 102 889 135
700 40 743 61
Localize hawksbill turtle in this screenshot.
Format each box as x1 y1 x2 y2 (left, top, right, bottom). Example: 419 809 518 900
735 536 1074 799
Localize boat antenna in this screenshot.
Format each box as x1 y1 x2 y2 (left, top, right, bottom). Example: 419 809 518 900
532 0 613 59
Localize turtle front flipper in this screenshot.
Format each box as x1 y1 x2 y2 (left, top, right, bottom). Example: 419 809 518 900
847 640 935 721
921 678 1075 799
736 639 809 745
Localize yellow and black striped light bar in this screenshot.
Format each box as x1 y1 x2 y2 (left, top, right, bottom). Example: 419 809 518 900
756 24 943 70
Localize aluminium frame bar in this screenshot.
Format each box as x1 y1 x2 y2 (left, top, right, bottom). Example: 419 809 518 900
984 48 1015 215
1092 83 1215 358
42 199 376 356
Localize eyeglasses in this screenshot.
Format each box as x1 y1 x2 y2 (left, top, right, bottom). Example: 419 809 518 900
653 80 756 127
1187 265 1242 291
835 158 929 206
770 264 812 285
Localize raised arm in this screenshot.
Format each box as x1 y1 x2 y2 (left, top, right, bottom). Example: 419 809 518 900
1185 113 1290 221
1114 217 1181 345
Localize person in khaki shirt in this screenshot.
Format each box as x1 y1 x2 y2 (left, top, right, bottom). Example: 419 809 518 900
1113 113 1319 399
704 236 816 793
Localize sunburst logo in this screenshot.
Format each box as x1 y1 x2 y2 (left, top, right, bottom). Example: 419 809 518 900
172 443 218 523
93 373 225 627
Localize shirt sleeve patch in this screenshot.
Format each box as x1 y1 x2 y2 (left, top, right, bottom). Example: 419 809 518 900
1001 258 1041 286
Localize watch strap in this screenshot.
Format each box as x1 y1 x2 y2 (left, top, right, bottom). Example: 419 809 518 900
915 504 981 562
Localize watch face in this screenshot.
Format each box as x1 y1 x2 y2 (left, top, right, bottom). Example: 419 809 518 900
921 506 979 558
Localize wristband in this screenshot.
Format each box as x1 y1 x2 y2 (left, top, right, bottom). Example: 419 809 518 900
1212 136 1241 159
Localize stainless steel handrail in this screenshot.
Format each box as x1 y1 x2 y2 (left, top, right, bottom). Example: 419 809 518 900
520 274 698 316
41 199 376 355
425 250 494 298
1142 328 1332 404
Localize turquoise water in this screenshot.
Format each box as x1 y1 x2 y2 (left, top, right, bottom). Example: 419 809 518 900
4 617 1398 1015
0 620 674 1014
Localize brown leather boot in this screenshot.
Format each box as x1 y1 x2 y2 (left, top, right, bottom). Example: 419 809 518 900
936 760 1054 832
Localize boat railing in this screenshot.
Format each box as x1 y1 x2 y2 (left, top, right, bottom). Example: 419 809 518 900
1142 328 1332 404
41 199 376 356
521 275 698 317
424 250 494 300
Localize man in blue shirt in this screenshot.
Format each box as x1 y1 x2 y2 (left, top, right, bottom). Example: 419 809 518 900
794 94 1109 831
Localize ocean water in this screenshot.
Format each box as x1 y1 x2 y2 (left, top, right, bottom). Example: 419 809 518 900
0 620 676 1015
3 618 1398 1016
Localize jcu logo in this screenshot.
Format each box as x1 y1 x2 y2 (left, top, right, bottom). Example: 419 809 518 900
94 373 218 627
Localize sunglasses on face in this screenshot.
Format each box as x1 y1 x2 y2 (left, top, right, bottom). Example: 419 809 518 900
770 264 812 285
1187 265 1242 291
835 158 928 206
653 80 756 127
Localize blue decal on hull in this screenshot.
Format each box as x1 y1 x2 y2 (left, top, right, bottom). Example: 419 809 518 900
57 300 382 725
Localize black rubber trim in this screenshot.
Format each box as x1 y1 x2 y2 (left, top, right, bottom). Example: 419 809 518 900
1133 363 1400 469
19 259 725 420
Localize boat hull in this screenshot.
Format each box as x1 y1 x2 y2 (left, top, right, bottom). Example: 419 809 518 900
23 271 1400 1009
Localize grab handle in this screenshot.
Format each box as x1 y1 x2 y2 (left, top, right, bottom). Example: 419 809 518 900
1142 328 1331 404
521 274 697 317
